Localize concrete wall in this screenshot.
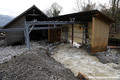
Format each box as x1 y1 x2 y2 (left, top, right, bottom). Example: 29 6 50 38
91 17 109 53
5 16 25 45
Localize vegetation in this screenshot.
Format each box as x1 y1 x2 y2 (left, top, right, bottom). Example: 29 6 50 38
75 0 120 32
45 2 62 17
99 0 120 31
75 0 97 11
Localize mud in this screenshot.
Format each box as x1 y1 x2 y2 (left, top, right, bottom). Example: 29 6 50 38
0 48 77 80
52 43 120 80
95 49 120 64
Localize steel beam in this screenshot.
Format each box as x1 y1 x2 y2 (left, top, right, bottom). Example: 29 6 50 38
29 25 34 34
0 26 63 32
26 25 30 49
0 28 24 32
32 27 62 30
26 21 83 25
72 24 74 44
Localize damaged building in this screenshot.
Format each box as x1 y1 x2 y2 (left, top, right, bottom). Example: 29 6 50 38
0 5 114 53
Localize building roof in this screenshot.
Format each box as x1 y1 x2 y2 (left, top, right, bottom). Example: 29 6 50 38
49 10 114 23
3 6 114 29
3 5 48 29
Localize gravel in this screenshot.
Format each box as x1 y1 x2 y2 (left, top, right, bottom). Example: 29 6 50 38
0 48 77 80
95 49 120 64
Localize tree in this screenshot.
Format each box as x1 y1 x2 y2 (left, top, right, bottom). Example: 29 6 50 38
75 0 96 12
99 0 120 31
46 2 62 17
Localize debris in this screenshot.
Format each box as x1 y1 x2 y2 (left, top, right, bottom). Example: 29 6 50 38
0 40 59 64
95 49 120 64
76 72 89 80
52 44 120 80
0 48 77 80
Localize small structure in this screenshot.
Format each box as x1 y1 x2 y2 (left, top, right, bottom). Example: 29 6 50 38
49 10 114 53
0 5 114 53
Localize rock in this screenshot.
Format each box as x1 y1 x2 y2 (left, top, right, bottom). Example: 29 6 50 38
95 49 120 64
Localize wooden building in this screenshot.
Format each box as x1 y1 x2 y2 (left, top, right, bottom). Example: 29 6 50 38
50 11 114 53
1 5 113 53
3 5 48 45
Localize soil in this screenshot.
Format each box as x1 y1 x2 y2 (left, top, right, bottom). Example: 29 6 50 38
95 49 120 64
0 48 77 80
52 43 120 80
0 40 120 80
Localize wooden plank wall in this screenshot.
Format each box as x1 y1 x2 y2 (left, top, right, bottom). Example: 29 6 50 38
91 17 109 53
62 24 83 43
88 22 92 44
5 16 25 45
48 29 61 42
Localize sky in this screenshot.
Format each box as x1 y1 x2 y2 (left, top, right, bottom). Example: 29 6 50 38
0 0 109 17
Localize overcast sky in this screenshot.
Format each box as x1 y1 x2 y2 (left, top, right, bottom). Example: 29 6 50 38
0 0 109 17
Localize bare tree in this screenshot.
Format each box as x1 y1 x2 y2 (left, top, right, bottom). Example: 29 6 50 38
46 2 62 17
99 0 120 31
75 0 96 12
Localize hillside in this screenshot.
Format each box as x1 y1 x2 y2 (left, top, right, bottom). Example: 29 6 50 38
0 14 13 27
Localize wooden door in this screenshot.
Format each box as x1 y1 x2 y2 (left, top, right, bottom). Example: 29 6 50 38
48 29 61 42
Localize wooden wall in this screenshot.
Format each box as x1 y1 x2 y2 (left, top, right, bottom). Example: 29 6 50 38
62 24 83 43
88 22 92 44
5 16 25 45
91 17 109 53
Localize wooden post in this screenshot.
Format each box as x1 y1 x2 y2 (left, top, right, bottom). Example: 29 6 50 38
72 24 74 44
65 27 68 42
24 28 27 45
82 25 85 45
84 24 87 46
91 17 95 52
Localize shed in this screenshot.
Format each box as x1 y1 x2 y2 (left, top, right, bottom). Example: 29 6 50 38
1 5 114 53
49 10 114 53
3 5 48 45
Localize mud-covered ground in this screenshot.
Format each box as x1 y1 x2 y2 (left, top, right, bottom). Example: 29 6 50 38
0 41 120 80
95 49 120 64
0 41 77 80
52 43 120 80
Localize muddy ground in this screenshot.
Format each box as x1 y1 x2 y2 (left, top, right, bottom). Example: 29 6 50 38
0 41 120 80
0 48 77 80
52 43 120 80
95 49 120 64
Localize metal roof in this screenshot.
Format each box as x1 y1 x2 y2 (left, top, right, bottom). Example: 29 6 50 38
49 10 114 23
3 5 48 29
3 6 114 29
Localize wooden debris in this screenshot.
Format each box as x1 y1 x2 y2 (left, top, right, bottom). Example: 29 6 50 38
76 72 89 80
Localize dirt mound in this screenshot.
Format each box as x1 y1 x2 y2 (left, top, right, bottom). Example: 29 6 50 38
95 49 120 64
0 48 77 80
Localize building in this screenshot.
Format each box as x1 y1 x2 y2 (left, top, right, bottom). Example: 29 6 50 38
1 5 114 53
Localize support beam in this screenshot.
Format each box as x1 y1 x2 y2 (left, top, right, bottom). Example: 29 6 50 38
82 25 85 45
65 27 68 42
72 24 74 44
0 28 24 32
0 27 63 32
32 27 62 30
84 24 87 46
29 25 34 34
26 21 84 25
24 29 27 45
25 25 30 49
